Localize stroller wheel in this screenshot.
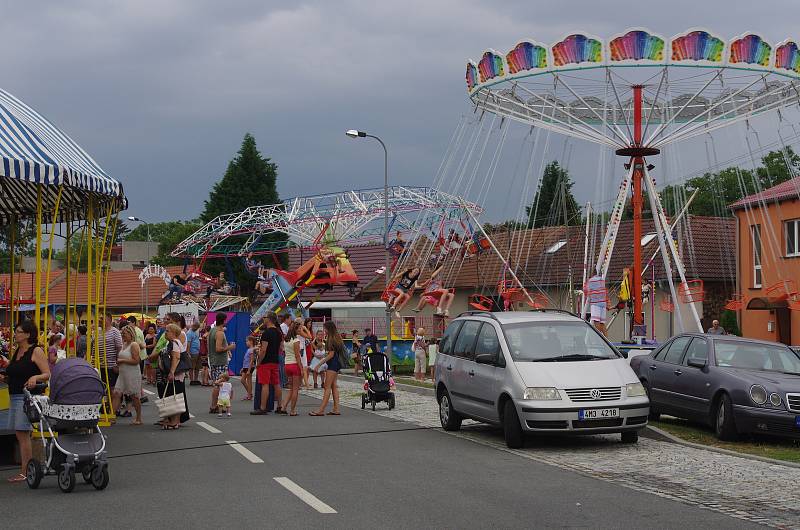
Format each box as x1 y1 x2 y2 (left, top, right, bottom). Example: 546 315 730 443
26 459 43 489
371 400 376 411
58 465 76 493
388 395 396 410
361 395 366 409
82 466 93 484
91 464 109 491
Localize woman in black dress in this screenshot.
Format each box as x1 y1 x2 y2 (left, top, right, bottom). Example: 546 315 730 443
0 320 50 482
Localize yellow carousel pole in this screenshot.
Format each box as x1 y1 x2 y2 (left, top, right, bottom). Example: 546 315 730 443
96 200 115 424
34 186 43 341
86 200 94 368
74 223 87 341
42 185 64 344
65 218 72 356
8 215 15 340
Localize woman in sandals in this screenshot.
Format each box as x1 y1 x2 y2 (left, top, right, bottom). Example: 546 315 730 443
156 324 188 429
309 321 344 416
111 325 143 425
0 320 50 483
277 321 302 416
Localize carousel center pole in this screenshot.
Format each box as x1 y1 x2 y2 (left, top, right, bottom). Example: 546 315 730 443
616 85 660 338
631 85 644 334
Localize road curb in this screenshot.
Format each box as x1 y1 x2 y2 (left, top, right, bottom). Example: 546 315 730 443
339 373 436 398
646 424 800 469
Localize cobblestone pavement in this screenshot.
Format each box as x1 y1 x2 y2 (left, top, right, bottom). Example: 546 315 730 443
303 380 800 529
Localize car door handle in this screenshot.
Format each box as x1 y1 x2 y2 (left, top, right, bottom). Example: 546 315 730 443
649 365 657 371
468 370 475 376
674 369 682 376
446 365 452 371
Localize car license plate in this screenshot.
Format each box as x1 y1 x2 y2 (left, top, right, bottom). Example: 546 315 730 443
579 408 619 420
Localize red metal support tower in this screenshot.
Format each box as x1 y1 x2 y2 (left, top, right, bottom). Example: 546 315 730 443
616 86 659 337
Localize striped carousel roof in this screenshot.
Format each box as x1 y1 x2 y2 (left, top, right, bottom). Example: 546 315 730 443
0 88 124 223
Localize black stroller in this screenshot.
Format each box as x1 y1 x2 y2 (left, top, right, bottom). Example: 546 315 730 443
23 357 109 492
360 351 395 410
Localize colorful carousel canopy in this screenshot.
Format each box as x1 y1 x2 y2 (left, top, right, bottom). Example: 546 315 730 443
0 88 124 224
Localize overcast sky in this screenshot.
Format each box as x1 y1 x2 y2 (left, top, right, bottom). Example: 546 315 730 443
2 0 798 226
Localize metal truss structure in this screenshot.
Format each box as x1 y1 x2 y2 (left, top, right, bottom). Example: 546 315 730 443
171 186 482 259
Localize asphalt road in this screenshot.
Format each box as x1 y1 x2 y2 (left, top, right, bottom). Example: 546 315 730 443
1 383 765 529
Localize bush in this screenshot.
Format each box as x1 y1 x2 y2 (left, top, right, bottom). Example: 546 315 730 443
720 310 741 336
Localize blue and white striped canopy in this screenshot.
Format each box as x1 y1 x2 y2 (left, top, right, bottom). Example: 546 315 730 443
0 88 124 224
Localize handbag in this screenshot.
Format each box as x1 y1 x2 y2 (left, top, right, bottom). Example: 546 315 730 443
337 344 350 368
155 381 187 419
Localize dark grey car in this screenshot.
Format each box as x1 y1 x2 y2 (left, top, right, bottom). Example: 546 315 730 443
630 333 800 440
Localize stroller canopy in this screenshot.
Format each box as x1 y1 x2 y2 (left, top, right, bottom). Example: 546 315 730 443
50 358 105 405
365 353 390 380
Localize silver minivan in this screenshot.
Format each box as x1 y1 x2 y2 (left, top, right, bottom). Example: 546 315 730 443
435 310 650 448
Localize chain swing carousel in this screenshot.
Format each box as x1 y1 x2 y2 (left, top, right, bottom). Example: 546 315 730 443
0 88 125 425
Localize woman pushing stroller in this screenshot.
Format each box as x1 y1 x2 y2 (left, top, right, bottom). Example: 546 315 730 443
0 320 50 484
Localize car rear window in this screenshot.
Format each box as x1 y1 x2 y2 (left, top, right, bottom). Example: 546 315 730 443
714 340 800 374
501 321 618 362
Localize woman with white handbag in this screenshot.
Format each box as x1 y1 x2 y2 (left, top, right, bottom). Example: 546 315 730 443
155 324 190 430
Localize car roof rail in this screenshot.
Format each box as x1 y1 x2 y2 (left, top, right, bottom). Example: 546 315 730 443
456 310 500 321
528 308 578 317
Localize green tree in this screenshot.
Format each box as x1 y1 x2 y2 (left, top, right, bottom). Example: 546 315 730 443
125 220 203 267
525 161 581 228
199 134 288 289
201 133 281 222
720 310 741 337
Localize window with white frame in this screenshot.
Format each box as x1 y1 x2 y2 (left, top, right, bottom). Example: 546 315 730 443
752 224 762 288
786 219 800 257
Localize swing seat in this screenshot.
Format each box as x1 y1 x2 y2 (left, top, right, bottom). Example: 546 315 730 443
381 281 398 302
659 296 674 313
467 238 490 255
723 294 744 311
678 280 704 304
469 294 494 311
765 280 798 301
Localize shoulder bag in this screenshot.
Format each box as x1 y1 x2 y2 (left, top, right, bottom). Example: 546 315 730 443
155 380 187 419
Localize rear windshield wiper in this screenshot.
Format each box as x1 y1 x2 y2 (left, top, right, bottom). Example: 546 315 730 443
535 354 608 362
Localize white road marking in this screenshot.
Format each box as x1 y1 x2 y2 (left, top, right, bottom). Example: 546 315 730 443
273 477 337 514
196 421 221 434
142 388 155 395
226 441 264 463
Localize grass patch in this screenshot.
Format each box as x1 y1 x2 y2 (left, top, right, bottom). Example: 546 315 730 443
653 416 800 464
393 377 434 390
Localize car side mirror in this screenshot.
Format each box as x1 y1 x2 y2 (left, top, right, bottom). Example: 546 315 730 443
687 357 707 369
475 353 497 365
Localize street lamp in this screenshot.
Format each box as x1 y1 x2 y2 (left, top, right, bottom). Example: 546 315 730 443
345 129 392 360
128 216 152 315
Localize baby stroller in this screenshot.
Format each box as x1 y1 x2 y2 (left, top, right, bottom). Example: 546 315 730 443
23 357 109 493
361 351 395 411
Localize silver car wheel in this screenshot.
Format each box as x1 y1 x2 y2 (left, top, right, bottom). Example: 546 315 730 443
440 395 450 425
716 401 724 431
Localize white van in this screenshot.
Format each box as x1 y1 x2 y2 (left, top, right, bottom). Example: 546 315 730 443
434 310 650 448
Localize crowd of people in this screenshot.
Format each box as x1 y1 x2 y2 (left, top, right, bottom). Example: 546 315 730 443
0 305 401 483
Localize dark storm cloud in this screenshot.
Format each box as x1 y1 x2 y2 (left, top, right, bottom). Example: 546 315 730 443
0 0 796 223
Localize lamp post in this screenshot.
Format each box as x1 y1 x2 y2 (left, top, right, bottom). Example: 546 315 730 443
345 129 392 360
127 216 152 316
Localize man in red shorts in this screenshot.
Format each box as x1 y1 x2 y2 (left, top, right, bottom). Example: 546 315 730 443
251 312 283 415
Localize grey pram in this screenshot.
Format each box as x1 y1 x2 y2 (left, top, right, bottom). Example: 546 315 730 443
23 357 109 492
